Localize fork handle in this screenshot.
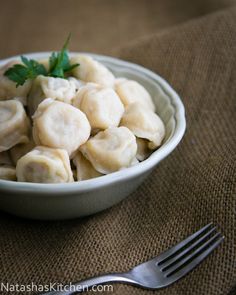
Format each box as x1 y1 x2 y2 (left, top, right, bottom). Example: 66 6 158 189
42 273 135 295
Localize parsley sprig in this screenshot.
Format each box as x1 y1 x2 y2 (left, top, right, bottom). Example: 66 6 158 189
4 57 47 87
4 35 79 87
48 35 79 78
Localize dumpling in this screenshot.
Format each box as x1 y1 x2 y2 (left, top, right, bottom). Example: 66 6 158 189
68 77 85 90
70 55 115 87
73 83 124 130
16 146 74 183
10 137 35 165
27 75 76 115
32 98 91 156
136 138 152 161
115 79 155 111
0 151 16 180
80 127 137 174
0 60 32 105
120 103 165 149
0 100 30 152
73 151 102 181
0 166 16 180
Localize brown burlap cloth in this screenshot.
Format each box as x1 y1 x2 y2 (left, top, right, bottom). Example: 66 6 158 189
0 5 236 295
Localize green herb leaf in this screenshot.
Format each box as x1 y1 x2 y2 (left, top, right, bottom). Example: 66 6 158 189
4 57 47 87
4 34 79 87
48 34 79 78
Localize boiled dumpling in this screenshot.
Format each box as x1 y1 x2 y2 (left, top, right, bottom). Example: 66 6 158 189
0 100 30 152
70 55 115 87
0 151 16 180
115 79 155 111
27 75 76 115
32 98 91 156
68 77 85 90
80 127 137 174
0 61 32 105
16 146 74 183
0 166 16 180
10 137 35 165
120 103 165 149
136 138 152 161
73 151 102 181
73 83 124 130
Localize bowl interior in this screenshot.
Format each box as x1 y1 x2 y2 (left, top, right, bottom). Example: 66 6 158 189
0 53 185 192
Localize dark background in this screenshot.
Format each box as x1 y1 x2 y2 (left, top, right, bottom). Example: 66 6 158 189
0 0 234 58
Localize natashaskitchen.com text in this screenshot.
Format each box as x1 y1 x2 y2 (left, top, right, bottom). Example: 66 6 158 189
1 282 114 293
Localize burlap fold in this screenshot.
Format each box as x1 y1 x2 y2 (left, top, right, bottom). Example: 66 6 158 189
0 4 236 295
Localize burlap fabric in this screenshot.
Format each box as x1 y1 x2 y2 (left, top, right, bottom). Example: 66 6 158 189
0 1 236 295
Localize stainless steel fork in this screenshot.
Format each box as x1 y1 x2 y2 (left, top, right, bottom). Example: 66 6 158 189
43 223 224 294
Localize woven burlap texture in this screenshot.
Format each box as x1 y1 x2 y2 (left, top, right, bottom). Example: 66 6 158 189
0 5 236 295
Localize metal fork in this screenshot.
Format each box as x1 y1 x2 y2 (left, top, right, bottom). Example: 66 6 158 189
43 223 224 294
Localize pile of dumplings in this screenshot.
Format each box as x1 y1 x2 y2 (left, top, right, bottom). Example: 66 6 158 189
0 55 165 183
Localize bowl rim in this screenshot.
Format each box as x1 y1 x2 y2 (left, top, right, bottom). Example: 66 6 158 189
0 52 186 194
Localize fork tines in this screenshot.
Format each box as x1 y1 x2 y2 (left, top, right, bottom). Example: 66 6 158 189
156 223 224 280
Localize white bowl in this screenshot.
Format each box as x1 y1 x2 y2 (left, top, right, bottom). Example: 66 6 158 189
0 52 186 220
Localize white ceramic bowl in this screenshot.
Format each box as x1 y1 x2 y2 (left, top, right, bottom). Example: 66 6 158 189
0 52 186 220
